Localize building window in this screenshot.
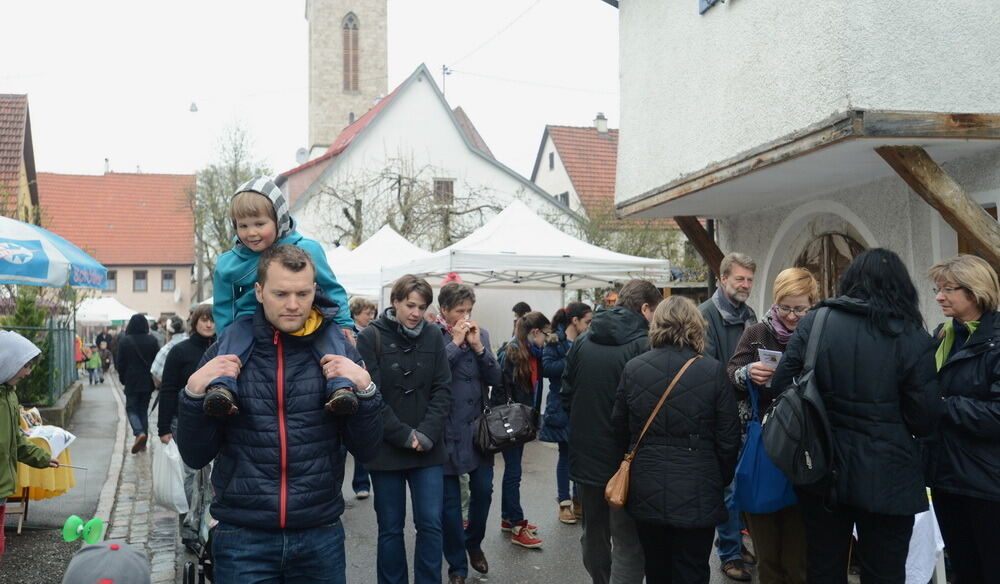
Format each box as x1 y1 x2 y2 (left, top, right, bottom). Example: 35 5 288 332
957 205 998 258
161 269 176 292
558 192 569 206
795 232 866 300
348 112 356 124
133 270 148 292
342 13 359 92
434 179 455 205
106 270 117 292
548 152 555 170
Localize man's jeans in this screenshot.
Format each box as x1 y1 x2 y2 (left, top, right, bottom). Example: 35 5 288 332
211 520 346 584
371 465 444 584
500 444 525 522
125 392 151 436
578 483 645 584
715 480 743 563
443 464 494 577
556 441 577 502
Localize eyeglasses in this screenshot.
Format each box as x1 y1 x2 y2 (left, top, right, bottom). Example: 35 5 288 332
775 306 809 316
932 286 966 295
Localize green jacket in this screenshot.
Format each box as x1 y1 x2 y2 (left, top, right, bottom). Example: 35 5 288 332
1 385 51 498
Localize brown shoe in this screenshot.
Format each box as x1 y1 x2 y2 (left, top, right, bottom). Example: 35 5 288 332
131 433 147 454
572 496 583 520
468 549 488 574
741 545 756 566
559 500 577 524
325 388 359 415
721 559 751 582
204 387 239 416
447 574 466 584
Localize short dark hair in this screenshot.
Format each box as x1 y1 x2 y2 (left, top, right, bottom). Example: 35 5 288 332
257 245 315 286
616 279 662 313
439 283 476 311
512 301 531 317
390 274 433 306
188 303 214 333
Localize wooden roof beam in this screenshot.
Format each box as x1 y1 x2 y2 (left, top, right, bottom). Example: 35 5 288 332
674 216 724 275
876 145 1000 270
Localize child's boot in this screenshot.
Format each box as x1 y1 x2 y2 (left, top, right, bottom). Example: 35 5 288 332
204 387 239 416
325 386 358 415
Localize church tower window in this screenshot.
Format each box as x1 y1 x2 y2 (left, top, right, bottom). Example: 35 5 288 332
342 13 359 92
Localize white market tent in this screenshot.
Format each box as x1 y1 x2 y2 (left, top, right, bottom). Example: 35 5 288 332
76 297 140 325
332 225 432 297
380 201 670 290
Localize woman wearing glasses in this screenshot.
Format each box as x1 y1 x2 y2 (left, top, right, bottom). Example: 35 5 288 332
924 254 1000 584
727 267 818 584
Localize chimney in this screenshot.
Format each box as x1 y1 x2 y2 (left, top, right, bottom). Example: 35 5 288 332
104 158 110 174
594 112 608 134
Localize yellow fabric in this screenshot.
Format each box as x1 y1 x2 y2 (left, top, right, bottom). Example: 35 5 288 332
13 437 75 500
289 307 324 337
935 319 981 371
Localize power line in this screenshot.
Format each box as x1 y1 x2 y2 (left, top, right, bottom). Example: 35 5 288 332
450 0 544 67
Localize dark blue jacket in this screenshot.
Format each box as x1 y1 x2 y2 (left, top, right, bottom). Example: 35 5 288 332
540 328 571 443
437 324 501 476
177 301 383 530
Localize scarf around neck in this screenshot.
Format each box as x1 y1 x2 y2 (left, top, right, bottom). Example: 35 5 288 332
712 288 755 326
767 305 794 345
935 318 981 371
386 308 425 338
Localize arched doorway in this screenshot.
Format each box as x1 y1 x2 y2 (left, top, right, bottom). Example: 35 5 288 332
795 232 866 299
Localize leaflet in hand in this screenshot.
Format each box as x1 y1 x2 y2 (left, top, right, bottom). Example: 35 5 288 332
757 349 783 387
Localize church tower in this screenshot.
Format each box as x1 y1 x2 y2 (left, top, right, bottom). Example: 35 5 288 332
306 0 388 156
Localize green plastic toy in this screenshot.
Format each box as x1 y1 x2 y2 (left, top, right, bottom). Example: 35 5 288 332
62 515 104 544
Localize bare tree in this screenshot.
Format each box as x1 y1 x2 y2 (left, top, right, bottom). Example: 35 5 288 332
189 126 270 301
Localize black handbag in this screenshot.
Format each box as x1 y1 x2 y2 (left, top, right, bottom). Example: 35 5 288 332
474 379 539 455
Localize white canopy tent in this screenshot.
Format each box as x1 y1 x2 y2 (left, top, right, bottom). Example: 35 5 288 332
381 201 670 290
76 297 140 325
332 225 432 298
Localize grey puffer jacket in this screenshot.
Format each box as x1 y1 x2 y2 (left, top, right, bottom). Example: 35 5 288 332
612 346 740 528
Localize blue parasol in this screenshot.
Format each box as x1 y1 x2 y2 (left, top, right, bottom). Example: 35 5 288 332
0 216 107 289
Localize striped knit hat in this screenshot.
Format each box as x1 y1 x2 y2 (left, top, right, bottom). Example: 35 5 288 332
234 176 293 242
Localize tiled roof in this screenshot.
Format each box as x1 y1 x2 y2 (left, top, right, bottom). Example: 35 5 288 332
547 125 675 228
36 172 196 265
452 107 494 159
0 94 32 217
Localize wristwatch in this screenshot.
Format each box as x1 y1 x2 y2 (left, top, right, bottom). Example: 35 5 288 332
356 380 378 400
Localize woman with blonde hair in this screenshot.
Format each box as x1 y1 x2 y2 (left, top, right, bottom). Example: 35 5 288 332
925 254 1000 584
612 296 740 583
726 267 819 584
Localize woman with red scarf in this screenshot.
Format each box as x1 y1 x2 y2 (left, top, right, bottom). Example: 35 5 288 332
493 311 551 549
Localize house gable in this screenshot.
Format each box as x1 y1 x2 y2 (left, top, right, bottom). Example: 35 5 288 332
0 94 39 223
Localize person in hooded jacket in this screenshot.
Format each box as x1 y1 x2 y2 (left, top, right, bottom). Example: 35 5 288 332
771 248 942 584
563 279 662 584
613 296 740 584
492 310 551 550
117 313 160 454
924 254 1000 584
434 282 501 583
356 274 452 584
540 302 593 524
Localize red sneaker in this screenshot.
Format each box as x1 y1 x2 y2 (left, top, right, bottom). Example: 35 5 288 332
500 519 537 533
510 523 543 549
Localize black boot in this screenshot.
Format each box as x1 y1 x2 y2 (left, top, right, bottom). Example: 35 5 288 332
325 387 358 415
204 387 239 416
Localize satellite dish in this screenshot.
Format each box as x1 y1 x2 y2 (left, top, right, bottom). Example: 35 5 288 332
295 148 309 164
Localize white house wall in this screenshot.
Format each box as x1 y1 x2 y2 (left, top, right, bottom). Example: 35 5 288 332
718 148 1000 325
615 0 1000 207
532 136 586 216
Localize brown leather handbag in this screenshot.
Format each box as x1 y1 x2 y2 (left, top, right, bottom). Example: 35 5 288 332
605 355 701 510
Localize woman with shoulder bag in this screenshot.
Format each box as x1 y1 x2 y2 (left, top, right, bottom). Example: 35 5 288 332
493 311 551 549
356 275 452 584
924 254 1000 584
611 296 740 584
434 283 501 583
727 267 818 584
540 302 593 524
771 249 942 584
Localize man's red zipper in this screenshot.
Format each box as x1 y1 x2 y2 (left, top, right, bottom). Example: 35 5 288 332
274 329 288 528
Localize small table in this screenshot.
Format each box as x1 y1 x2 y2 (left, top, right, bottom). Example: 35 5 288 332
6 436 76 533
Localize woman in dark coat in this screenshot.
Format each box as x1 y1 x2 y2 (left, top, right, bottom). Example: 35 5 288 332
727 267 818 584
116 313 160 454
356 275 452 584
612 295 740 584
771 248 942 584
540 302 592 524
157 303 215 444
925 254 1000 584
434 283 501 583
492 311 550 549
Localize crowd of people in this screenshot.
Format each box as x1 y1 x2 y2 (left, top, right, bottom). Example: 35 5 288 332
2 173 996 584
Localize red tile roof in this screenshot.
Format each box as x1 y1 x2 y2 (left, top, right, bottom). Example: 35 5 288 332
452 107 494 159
547 125 675 228
0 94 35 217
36 172 196 265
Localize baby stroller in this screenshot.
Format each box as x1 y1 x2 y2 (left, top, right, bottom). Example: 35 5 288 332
182 464 216 584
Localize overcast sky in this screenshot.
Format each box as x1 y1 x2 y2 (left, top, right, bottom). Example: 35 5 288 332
2 0 619 179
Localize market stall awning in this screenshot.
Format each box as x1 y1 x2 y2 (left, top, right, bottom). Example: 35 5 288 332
0 216 107 289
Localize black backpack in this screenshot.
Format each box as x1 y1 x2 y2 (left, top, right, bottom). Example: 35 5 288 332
761 308 839 488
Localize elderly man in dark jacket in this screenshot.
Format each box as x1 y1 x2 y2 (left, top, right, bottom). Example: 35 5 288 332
563 279 662 584
116 313 160 454
178 245 382 584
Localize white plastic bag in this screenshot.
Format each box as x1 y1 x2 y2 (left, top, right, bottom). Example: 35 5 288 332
152 439 190 513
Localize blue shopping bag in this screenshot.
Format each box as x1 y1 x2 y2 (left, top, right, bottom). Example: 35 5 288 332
734 378 797 514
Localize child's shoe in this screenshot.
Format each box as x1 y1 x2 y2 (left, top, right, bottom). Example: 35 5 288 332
204 387 239 416
325 387 358 415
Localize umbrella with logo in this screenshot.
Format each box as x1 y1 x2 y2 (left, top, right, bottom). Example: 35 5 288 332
0 216 107 289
